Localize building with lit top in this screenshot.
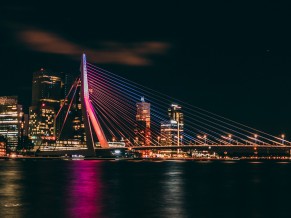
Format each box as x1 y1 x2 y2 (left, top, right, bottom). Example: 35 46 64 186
31 68 63 108
160 103 184 145
29 68 63 146
134 97 151 146
29 104 55 146
160 120 178 146
0 96 28 151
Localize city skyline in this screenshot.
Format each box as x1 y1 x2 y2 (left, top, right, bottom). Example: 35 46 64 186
1 1 291 138
1 3 291 218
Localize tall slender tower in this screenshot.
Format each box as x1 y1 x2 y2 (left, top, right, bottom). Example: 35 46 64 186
160 103 184 146
168 104 183 145
80 54 109 155
135 97 151 146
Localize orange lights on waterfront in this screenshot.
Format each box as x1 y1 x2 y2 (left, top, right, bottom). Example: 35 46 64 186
0 142 6 156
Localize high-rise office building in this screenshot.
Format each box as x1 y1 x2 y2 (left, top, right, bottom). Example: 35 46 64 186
168 104 184 128
168 103 184 144
31 68 63 108
0 96 28 151
55 80 86 148
29 68 63 146
160 120 178 146
160 103 184 146
135 97 151 146
29 104 55 146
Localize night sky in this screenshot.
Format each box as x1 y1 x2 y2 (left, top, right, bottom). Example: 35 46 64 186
1 1 291 138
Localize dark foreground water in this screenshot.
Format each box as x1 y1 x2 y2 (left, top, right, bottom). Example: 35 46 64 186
0 160 291 218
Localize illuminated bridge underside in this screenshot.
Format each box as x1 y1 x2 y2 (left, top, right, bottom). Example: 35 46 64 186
132 145 291 156
81 54 109 154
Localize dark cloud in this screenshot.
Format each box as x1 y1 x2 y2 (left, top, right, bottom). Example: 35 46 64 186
19 29 170 66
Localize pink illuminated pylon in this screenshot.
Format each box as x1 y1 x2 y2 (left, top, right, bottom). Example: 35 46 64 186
81 54 109 153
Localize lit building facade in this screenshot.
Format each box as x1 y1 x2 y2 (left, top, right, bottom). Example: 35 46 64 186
29 105 55 146
31 68 63 108
0 135 6 156
160 103 184 146
135 97 151 146
29 68 63 146
55 80 86 148
160 120 178 146
0 96 28 151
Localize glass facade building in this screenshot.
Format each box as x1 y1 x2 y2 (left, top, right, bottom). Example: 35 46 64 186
29 68 63 146
31 68 63 108
29 105 55 146
0 96 27 151
55 80 86 148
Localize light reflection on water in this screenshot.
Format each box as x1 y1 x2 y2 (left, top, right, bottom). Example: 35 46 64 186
249 161 263 164
161 163 186 218
222 161 237 164
0 161 24 217
65 161 104 218
0 160 290 217
277 162 290 164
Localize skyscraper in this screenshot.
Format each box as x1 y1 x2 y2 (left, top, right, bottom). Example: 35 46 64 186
29 68 63 146
160 120 178 146
168 103 184 145
168 104 183 124
135 97 151 146
160 103 184 146
29 104 55 146
55 79 86 148
0 96 27 151
31 68 63 107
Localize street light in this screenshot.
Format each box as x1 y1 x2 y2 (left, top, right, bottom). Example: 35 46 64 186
203 135 207 145
254 134 258 145
157 136 160 146
281 134 285 145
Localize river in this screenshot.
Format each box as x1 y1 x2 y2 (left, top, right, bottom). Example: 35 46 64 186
0 159 290 218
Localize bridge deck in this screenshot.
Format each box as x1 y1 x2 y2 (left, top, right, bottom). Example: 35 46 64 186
131 145 289 150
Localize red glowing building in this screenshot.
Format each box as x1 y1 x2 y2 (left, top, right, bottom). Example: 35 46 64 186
135 97 151 146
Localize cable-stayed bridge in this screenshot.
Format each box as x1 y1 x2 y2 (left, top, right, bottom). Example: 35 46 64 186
37 54 291 157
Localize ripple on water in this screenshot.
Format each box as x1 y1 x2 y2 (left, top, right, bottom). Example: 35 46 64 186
222 161 236 164
196 160 213 164
277 162 290 164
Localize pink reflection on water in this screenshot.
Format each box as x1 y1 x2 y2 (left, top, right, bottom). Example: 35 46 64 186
65 161 104 218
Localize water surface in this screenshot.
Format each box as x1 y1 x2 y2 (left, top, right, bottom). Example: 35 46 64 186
0 159 290 218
